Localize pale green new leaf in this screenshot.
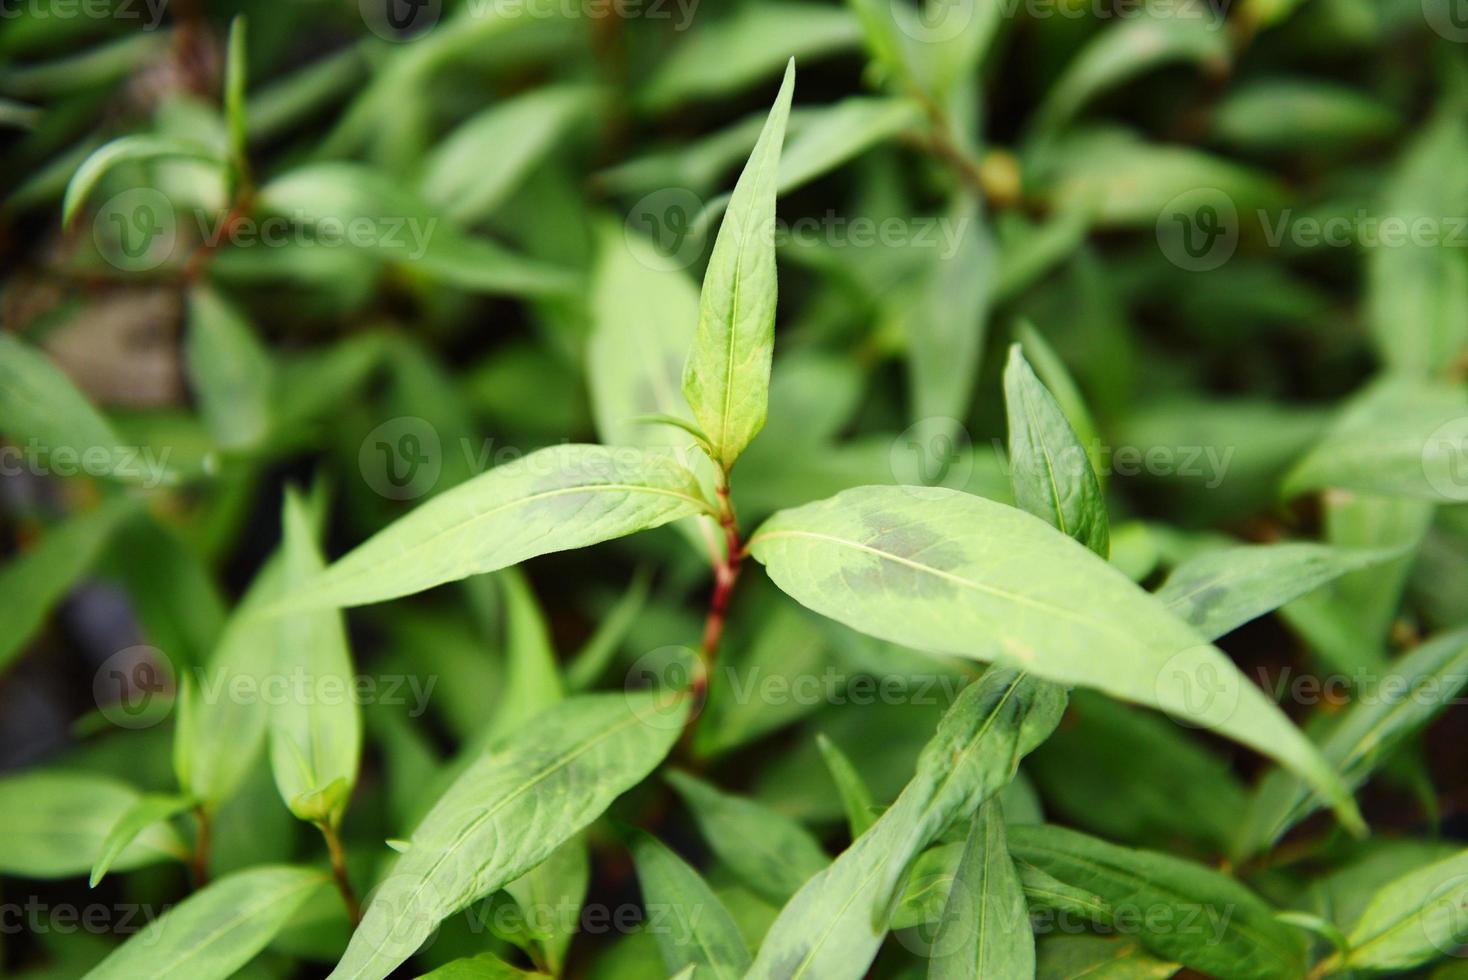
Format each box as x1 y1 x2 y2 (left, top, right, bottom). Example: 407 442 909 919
0 771 185 878
681 60 795 471
328 692 689 980
83 865 326 980
275 445 713 612
629 829 751 980
1008 825 1305 979
1035 934 1180 980
928 800 1034 980
746 668 1066 980
748 485 1364 834
1338 848 1468 972
665 770 827 906
0 496 138 671
1237 627 1468 859
269 488 361 826
414 953 546 979
0 334 176 486
503 837 588 976
1156 542 1403 641
90 793 192 887
62 134 221 226
1005 344 1109 556
184 285 273 451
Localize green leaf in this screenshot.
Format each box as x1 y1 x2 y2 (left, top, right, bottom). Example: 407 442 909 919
62 134 221 226
89 792 192 887
1008 824 1305 979
1035 934 1179 980
628 829 752 980
487 568 566 737
184 285 274 451
0 771 186 878
1237 627 1468 859
1284 377 1468 503
747 485 1365 835
1338 848 1468 972
502 836 588 976
1016 321 1105 485
816 733 877 839
0 496 138 671
420 86 597 226
776 97 921 193
641 6 854 110
666 770 827 905
83 865 326 980
928 800 1034 980
1155 542 1404 641
414 953 546 979
275 445 714 612
1211 78 1398 153
0 333 176 487
328 692 689 980
745 668 1065 979
1004 344 1109 557
681 59 795 471
1028 14 1228 146
268 487 361 826
224 15 248 187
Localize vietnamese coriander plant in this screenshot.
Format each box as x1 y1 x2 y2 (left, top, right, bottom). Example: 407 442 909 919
4 3 1468 980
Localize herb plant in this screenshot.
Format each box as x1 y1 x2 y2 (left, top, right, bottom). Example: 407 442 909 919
2 1 1468 979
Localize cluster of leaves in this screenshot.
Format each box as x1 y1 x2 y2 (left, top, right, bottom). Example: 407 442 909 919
2 0 1468 979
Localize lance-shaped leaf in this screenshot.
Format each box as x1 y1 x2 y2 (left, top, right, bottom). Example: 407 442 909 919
747 485 1364 835
184 285 273 451
501 837 588 977
1035 934 1179 980
1284 378 1468 503
1008 825 1305 979
1334 847 1468 972
414 953 546 978
681 60 795 470
1156 542 1404 641
0 334 176 487
816 733 877 838
90 793 193 887
62 134 222 226
83 865 326 980
929 800 1034 980
628 829 751 980
0 771 186 878
275 445 713 612
746 668 1066 979
1005 344 1108 556
1236 627 1468 859
0 495 138 671
269 488 361 826
665 770 827 906
328 692 689 980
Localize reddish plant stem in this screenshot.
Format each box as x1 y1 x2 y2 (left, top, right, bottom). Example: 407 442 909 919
318 821 362 927
693 483 743 702
190 806 212 888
